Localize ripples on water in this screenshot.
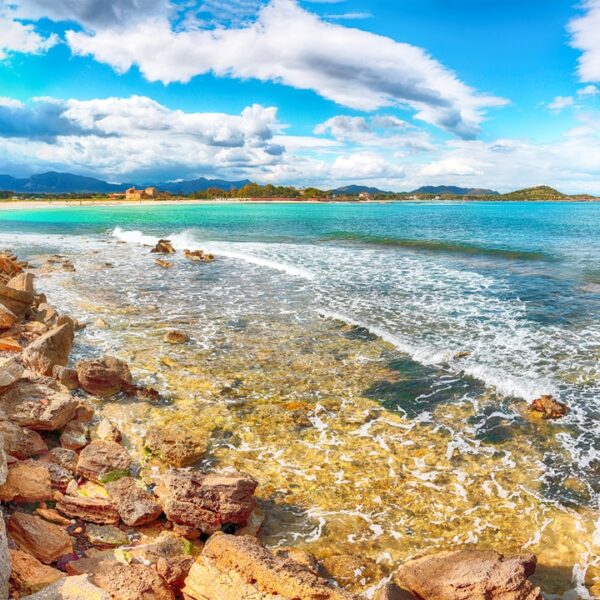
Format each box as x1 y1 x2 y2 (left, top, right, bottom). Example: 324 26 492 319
1 202 599 597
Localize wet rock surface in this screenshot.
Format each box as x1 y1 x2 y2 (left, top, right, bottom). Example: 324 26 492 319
529 394 568 419
144 426 207 467
77 440 132 483
76 356 132 397
23 323 74 376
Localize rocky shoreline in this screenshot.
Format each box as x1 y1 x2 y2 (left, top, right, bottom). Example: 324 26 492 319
0 248 545 600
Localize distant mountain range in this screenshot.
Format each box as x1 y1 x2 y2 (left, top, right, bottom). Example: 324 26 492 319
329 185 392 195
0 172 250 194
410 185 499 196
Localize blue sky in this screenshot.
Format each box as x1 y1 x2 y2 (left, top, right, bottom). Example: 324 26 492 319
0 0 599 192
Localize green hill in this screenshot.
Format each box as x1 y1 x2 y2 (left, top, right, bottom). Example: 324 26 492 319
498 185 567 200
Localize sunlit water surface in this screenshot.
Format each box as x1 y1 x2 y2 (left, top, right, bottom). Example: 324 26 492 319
1 202 599 597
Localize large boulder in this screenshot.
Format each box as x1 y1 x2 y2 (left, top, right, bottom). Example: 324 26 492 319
144 426 207 467
91 562 175 600
0 380 80 431
77 440 131 483
0 304 18 330
151 240 176 254
7 272 35 294
76 357 132 397
183 533 360 600
23 323 74 376
396 550 542 600
8 512 73 564
0 461 53 502
0 420 48 459
20 574 111 599
106 477 162 526
0 283 34 317
155 470 257 534
9 549 64 595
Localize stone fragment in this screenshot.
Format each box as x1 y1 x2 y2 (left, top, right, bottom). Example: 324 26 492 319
77 440 131 483
60 420 89 450
56 495 120 525
155 259 173 269
144 427 207 467
396 550 542 600
49 447 78 473
92 563 175 600
0 356 24 389
95 418 122 443
0 420 48 459
19 574 111 600
151 240 176 254
163 329 189 344
43 461 75 492
183 533 360 600
155 470 257 533
9 549 64 595
0 304 18 330
23 323 74 376
33 303 58 326
106 476 162 526
8 272 35 294
0 283 34 317
76 357 132 397
52 366 80 390
529 395 568 419
85 524 129 547
0 461 52 502
0 380 80 430
34 507 72 526
0 337 21 352
156 556 194 590
8 512 73 564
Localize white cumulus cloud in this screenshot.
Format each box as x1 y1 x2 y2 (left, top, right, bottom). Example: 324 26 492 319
569 0 600 83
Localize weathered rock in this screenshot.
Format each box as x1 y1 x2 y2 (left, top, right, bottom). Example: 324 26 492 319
126 532 194 565
163 329 189 344
0 283 34 316
274 548 319 574
42 461 75 492
34 507 72 526
85 524 130 547
106 476 162 526
0 431 7 485
76 357 132 397
156 556 195 590
0 356 24 389
8 512 73 564
8 272 35 294
374 583 414 600
0 254 23 278
155 259 173 269
33 303 59 326
52 365 79 390
20 574 111 600
0 420 48 458
0 517 10 600
22 320 49 342
0 380 80 430
183 533 360 600
48 447 78 473
9 548 64 595
144 427 207 467
77 440 131 483
92 563 175 600
529 395 568 419
23 323 74 376
0 461 52 502
95 418 122 443
236 506 265 537
155 470 257 533
396 550 542 600
0 336 22 352
0 304 18 330
56 495 120 524
151 240 176 254
183 249 214 262
60 420 89 450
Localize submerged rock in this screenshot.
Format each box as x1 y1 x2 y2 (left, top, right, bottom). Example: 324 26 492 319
151 240 176 254
183 533 360 600
95 418 122 443
163 330 189 344
76 356 132 397
144 426 207 467
374 583 414 600
77 440 132 483
155 470 257 533
155 259 173 269
8 512 73 564
183 249 214 262
529 395 568 419
396 550 542 600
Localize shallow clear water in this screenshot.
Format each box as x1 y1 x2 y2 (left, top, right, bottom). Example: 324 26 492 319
1 201 599 597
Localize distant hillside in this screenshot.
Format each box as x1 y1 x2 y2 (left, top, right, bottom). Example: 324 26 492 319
0 172 251 194
411 185 499 196
329 185 391 195
157 177 251 194
498 185 568 200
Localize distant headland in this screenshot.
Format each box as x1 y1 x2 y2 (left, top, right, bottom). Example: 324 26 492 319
0 172 598 202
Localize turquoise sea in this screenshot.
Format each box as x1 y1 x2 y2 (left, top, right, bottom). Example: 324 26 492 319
2 201 600 595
